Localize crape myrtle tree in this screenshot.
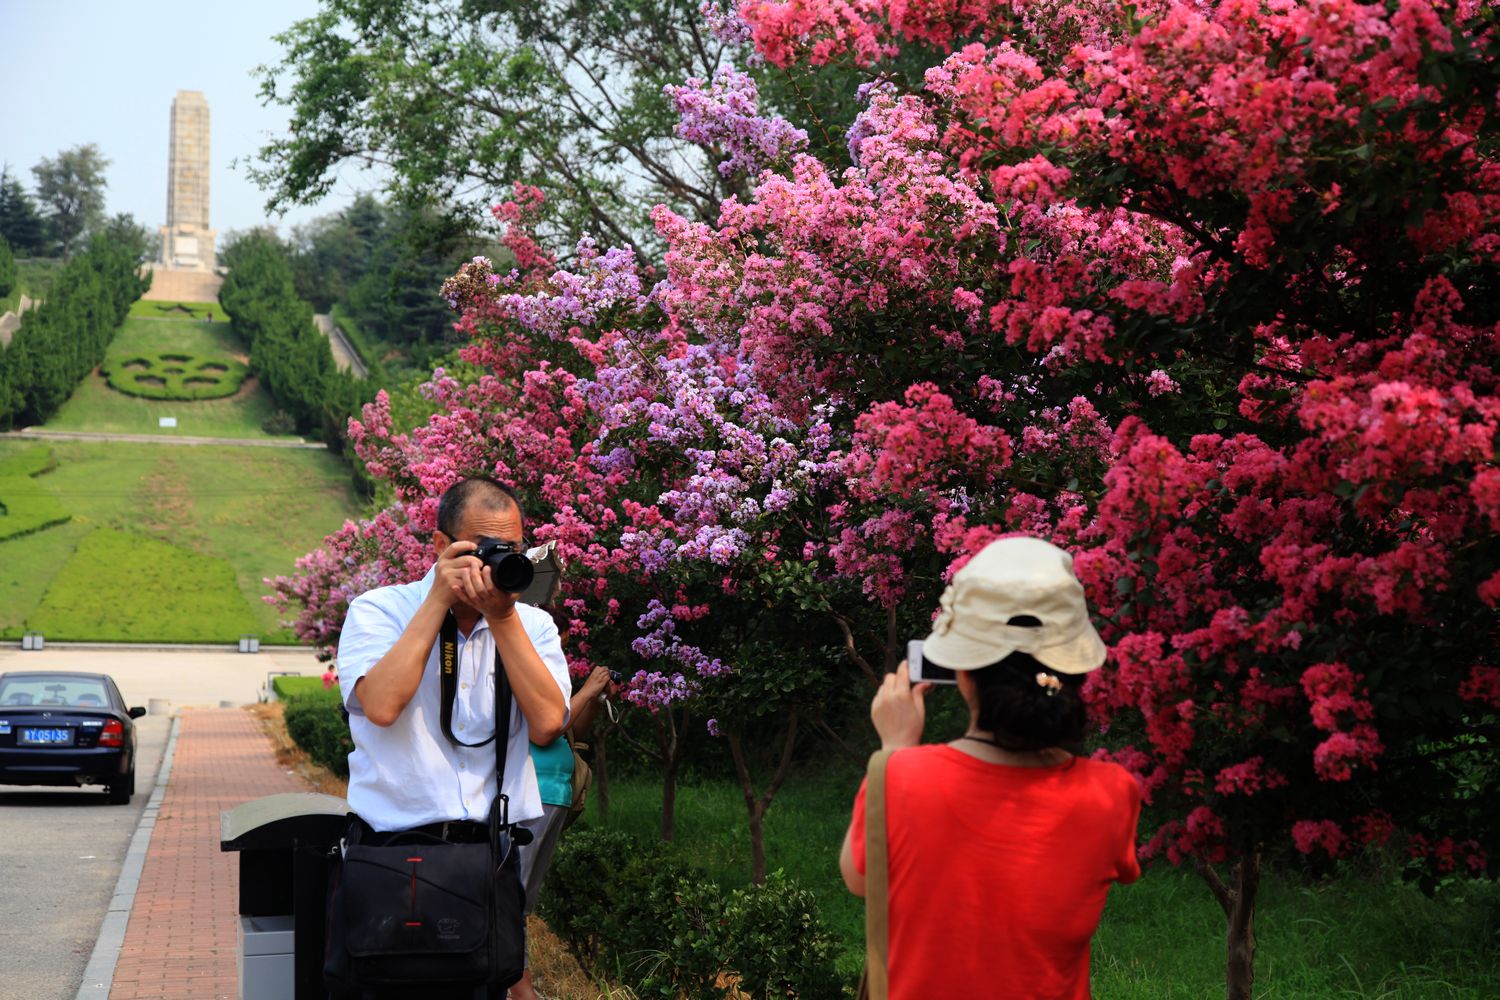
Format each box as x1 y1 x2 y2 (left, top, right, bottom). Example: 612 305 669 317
713 1 1498 997
272 190 854 865
268 0 1500 992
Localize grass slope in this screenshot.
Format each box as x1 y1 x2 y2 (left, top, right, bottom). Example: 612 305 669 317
46 317 287 437
0 447 69 540
28 527 259 642
585 772 1500 997
0 439 359 642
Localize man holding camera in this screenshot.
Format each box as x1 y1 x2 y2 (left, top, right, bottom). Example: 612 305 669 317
336 474 570 841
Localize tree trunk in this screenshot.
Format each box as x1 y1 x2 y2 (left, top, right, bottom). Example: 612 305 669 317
1196 850 1262 1000
726 713 800 885
1225 852 1261 1000
656 710 686 842
593 728 609 821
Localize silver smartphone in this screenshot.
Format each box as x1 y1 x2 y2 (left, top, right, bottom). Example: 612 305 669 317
906 639 957 685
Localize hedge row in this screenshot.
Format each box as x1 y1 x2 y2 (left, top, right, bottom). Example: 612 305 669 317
543 828 845 1000
0 230 150 429
282 687 353 779
219 234 371 448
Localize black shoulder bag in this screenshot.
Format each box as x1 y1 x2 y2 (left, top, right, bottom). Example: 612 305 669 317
325 611 528 999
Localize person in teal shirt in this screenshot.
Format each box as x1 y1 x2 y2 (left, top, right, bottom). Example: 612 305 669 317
512 609 614 1000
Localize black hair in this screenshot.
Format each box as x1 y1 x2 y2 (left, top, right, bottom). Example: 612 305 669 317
968 616 1087 751
436 476 524 539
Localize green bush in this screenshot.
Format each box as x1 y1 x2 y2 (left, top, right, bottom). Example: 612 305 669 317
283 687 353 779
262 409 298 436
0 446 69 541
723 872 846 1000
101 351 248 400
542 828 845 998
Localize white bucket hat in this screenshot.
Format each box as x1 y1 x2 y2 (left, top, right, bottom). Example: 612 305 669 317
922 536 1107 674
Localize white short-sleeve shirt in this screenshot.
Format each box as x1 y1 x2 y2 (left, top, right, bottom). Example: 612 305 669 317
336 566 570 832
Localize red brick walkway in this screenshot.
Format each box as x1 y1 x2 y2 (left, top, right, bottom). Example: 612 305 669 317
110 707 303 1000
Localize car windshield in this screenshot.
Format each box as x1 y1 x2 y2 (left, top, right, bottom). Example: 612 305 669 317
0 676 111 708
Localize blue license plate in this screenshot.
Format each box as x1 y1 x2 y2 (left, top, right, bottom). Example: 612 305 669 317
19 727 74 746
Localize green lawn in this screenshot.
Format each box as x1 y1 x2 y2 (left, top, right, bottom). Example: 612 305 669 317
0 438 360 642
46 317 289 438
581 771 1500 997
127 299 221 320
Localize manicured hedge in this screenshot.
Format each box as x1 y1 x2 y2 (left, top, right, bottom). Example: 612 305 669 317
0 230 150 429
272 675 328 699
0 446 68 541
282 688 352 779
101 351 248 400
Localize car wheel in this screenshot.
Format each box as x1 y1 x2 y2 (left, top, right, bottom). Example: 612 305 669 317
107 768 134 805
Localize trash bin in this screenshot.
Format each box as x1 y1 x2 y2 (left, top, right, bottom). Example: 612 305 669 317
221 792 349 999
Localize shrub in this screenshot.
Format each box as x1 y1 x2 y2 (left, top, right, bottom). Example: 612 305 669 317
539 828 677 975
283 687 353 779
723 872 846 1000
542 828 846 998
262 409 298 436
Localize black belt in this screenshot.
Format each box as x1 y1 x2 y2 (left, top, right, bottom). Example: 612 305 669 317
352 815 491 844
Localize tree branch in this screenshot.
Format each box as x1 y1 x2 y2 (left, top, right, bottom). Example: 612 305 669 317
1195 855 1234 918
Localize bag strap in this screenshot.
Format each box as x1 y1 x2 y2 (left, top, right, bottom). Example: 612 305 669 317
864 748 894 1000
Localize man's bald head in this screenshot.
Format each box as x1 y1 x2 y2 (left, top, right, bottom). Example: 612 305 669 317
436 477 524 539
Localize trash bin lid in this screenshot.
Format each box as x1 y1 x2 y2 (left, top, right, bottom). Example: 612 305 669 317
220 792 350 852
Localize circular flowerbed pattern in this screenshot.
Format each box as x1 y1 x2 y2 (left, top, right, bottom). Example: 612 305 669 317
102 352 249 400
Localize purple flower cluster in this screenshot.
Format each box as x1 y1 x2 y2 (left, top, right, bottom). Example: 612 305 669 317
665 67 807 178
700 1 754 47
495 236 649 338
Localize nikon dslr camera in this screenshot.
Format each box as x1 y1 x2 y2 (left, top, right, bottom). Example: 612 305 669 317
470 537 564 606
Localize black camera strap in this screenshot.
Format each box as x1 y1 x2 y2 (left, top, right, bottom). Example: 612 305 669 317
439 612 508 781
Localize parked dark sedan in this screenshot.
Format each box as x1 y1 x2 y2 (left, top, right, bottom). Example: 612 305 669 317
0 671 146 804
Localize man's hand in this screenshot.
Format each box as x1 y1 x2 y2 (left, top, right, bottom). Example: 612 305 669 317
871 664 932 751
429 540 518 621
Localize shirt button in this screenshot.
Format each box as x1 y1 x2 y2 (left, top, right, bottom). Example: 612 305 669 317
458 723 465 730
460 762 466 770
461 682 469 690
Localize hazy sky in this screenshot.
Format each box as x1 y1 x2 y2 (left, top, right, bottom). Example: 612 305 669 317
1 0 377 237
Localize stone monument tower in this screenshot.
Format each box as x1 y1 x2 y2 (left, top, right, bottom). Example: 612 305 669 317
158 90 216 272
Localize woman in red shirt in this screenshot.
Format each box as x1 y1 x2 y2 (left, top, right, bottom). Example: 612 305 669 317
841 536 1142 1000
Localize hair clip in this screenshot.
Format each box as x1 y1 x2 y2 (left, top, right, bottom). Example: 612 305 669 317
1035 672 1062 696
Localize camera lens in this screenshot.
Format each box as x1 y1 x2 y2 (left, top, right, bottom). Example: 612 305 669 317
489 551 534 593
473 538 536 594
